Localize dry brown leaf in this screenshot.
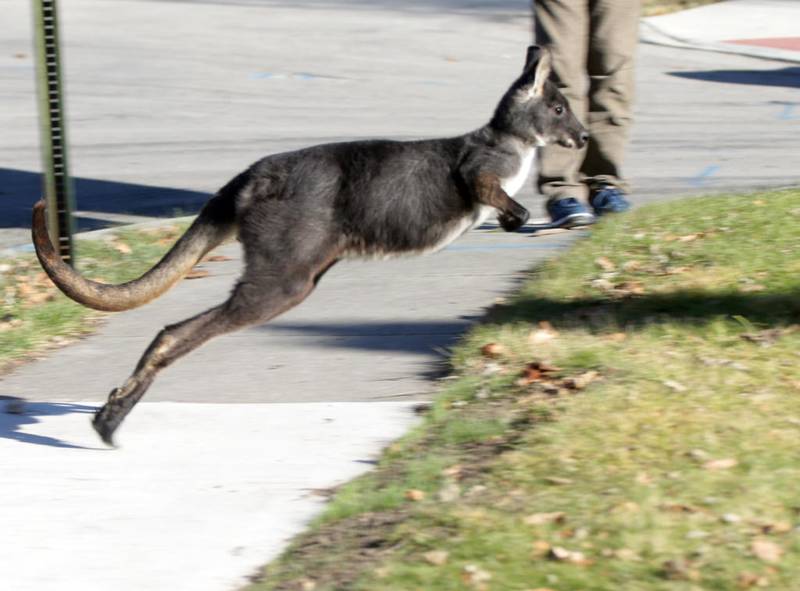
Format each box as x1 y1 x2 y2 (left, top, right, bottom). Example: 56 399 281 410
531 540 551 557
529 321 559 344
438 481 460 502
516 366 543 387
185 269 210 280
604 332 627 342
547 546 591 565
423 550 449 566
462 564 492 587
622 260 642 272
442 464 463 478
752 199 766 206
591 278 614 291
759 521 792 535
480 342 506 359
405 489 425 502
737 571 769 588
524 512 566 526
563 370 599 390
113 241 132 255
614 548 641 561
614 280 646 296
663 379 688 393
595 256 616 272
739 284 766 293
678 233 700 242
544 476 573 486
703 458 738 471
751 539 783 564
662 559 700 581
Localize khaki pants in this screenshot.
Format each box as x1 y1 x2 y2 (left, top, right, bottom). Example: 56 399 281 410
533 0 640 202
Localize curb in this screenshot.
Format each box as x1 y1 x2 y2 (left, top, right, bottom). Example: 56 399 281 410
640 20 800 65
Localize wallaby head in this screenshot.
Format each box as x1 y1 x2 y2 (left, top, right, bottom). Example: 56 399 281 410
491 45 588 150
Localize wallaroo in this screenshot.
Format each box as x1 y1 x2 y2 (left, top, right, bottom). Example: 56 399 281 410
33 46 587 446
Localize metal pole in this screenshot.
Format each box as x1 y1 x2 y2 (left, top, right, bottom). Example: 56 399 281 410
32 0 74 265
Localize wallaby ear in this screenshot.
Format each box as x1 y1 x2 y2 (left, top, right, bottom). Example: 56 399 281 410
523 45 542 72
529 47 552 97
518 46 552 100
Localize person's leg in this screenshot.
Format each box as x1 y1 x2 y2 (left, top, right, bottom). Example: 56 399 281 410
533 0 591 204
582 0 639 208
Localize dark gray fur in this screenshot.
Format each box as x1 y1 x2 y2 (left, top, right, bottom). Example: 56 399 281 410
83 46 587 444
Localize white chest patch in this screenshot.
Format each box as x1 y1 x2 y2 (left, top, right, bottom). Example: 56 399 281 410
500 148 536 197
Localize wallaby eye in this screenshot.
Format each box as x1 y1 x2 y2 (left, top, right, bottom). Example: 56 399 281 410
554 105 564 115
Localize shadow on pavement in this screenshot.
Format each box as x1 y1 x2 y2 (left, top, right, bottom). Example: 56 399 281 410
262 320 470 356
669 66 800 89
0 168 211 232
0 398 104 449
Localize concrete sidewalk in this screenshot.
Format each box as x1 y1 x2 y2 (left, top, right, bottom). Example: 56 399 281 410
643 0 800 63
1 0 799 590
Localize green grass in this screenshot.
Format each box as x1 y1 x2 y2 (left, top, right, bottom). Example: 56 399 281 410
0 223 189 372
246 189 800 591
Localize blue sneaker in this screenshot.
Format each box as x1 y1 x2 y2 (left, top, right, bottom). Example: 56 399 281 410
590 185 631 216
546 197 596 228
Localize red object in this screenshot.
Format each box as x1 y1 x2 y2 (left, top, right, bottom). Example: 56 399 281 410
726 37 800 51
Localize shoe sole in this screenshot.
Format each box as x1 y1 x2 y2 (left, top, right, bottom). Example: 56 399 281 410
549 212 596 229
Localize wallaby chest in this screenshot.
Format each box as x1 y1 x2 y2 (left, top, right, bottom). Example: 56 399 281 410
499 147 536 197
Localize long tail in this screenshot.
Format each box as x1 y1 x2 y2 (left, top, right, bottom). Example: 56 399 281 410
31 196 236 312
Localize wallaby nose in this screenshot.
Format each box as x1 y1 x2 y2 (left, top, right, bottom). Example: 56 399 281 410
580 131 590 144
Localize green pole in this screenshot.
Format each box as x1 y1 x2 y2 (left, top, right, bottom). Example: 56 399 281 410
32 0 75 265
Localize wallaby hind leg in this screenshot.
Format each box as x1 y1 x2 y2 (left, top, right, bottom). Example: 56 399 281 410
93 259 338 446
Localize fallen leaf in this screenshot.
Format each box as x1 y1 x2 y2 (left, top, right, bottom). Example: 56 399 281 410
548 546 590 565
529 321 559 344
622 260 642 272
604 332 627 342
663 379 688 393
462 564 492 587
721 513 742 524
113 241 132 254
595 256 616 272
759 521 792 535
204 255 233 262
563 370 599 390
737 571 769 588
752 199 766 206
741 329 784 346
614 548 641 561
516 366 542 386
544 476 573 486
524 512 566 526
531 540 551 557
613 280 646 296
678 233 700 242
591 278 614 291
740 284 766 293
405 489 425 502
480 342 505 359
751 539 783 564
662 559 700 581
423 550 449 566
438 481 460 502
442 464 463 478
703 458 738 471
